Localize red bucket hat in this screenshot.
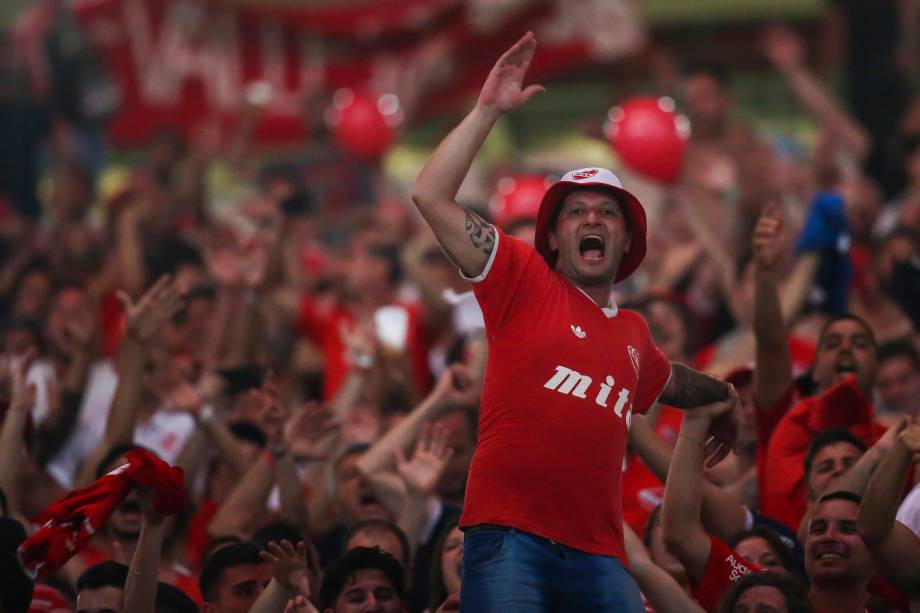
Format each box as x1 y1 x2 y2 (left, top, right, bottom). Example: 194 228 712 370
534 167 647 283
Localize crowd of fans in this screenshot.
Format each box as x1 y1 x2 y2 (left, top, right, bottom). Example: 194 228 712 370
1 2 920 612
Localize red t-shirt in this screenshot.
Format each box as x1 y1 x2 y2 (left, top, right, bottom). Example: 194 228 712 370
622 406 682 534
762 377 884 531
692 535 761 613
459 230 672 560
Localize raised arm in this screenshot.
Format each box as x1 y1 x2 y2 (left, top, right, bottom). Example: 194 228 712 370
658 364 739 466
858 422 920 592
412 32 544 277
661 395 738 583
797 418 909 541
751 204 794 413
623 524 705 613
34 304 96 464
629 414 749 540
250 540 318 613
0 351 36 520
123 489 166 613
356 364 478 477
75 277 183 487
394 424 455 554
762 25 870 160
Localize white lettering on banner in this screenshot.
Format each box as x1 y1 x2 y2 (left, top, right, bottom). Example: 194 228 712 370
121 0 326 113
544 365 633 423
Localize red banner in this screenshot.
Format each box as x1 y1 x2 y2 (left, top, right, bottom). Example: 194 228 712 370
16 0 644 146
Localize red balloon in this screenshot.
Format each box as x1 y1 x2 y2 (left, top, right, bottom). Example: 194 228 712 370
489 174 551 228
608 97 688 185
333 90 394 160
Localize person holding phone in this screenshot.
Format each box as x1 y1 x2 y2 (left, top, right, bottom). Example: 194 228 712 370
411 32 742 611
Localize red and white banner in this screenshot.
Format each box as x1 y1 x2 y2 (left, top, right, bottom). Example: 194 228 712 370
16 0 644 146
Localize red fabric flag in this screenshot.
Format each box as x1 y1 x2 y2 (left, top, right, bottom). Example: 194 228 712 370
18 449 185 577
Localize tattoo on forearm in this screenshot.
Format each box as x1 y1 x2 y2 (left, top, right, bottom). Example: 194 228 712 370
660 363 730 408
465 210 496 256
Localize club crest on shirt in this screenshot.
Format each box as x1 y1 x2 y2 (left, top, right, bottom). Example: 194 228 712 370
627 345 640 377
573 168 599 180
570 324 587 339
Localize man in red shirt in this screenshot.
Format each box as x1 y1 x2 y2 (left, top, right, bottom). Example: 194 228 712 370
762 316 886 531
412 32 741 611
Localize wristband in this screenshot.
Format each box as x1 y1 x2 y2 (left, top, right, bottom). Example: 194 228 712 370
678 433 706 450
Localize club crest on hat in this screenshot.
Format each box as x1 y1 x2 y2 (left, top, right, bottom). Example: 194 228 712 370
572 168 599 180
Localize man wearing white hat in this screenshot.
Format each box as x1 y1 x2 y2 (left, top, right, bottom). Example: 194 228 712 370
412 32 741 612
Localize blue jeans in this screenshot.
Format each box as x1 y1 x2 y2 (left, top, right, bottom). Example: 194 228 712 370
460 526 644 612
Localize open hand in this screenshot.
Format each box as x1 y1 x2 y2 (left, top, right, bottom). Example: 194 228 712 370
396 423 455 495
285 402 339 461
261 540 311 596
118 275 183 343
477 31 545 115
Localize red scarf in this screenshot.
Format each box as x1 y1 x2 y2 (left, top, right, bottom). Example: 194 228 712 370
18 449 185 577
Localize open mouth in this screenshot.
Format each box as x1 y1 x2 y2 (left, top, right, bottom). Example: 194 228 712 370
360 494 381 508
578 235 605 262
834 361 858 376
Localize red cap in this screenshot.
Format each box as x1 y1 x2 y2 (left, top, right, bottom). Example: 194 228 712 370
534 167 647 283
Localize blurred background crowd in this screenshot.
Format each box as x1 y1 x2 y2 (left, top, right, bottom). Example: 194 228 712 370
0 0 919 612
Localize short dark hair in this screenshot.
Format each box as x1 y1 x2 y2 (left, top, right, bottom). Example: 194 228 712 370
155 581 199 613
77 560 129 592
817 490 863 506
200 535 243 565
718 571 811 613
682 61 732 88
727 527 794 572
199 542 265 602
345 520 411 566
877 339 920 370
803 427 867 477
319 547 406 610
817 313 877 350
